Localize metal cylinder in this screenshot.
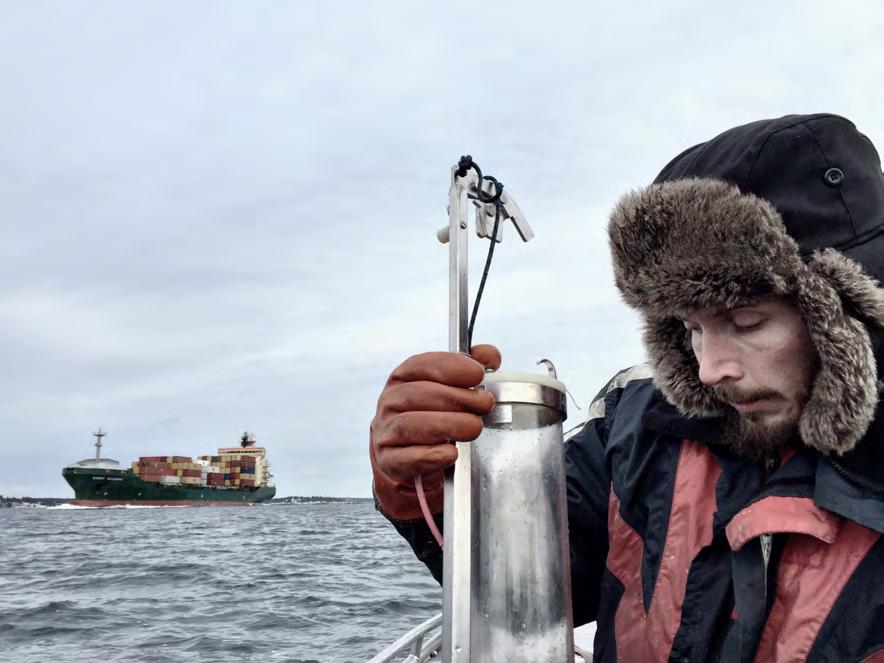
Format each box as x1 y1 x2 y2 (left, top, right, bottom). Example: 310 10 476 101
463 370 573 662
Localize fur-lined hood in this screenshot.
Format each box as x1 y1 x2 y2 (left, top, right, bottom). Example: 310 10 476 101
608 115 884 458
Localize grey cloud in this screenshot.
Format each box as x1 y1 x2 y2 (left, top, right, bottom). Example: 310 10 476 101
1 1 883 497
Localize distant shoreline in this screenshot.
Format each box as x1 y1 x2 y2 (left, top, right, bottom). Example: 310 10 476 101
0 495 373 508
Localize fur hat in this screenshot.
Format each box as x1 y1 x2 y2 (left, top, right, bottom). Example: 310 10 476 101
608 115 884 455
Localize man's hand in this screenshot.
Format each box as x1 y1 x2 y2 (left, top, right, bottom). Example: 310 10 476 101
370 344 501 520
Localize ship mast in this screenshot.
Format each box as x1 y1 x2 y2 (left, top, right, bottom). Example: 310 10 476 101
93 427 106 459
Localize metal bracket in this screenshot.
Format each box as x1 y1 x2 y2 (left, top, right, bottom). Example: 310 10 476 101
437 169 534 246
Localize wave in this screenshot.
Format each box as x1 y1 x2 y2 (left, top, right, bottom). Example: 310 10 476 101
0 500 434 662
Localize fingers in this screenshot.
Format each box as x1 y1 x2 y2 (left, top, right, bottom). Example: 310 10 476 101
369 438 448 518
378 380 495 418
375 410 485 449
387 344 501 388
389 351 487 388
372 409 484 482
371 344 503 499
470 344 501 371
376 443 459 482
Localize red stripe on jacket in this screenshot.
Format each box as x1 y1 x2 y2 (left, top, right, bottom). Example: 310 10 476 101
860 646 884 663
606 440 723 661
725 495 840 552
751 514 880 662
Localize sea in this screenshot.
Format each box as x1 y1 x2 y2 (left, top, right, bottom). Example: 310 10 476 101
0 502 442 663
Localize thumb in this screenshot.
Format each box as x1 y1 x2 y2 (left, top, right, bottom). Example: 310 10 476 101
470 344 502 371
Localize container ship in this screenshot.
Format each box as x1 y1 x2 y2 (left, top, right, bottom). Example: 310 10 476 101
62 429 276 506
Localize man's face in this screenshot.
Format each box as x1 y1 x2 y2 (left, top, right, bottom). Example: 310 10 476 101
680 296 819 458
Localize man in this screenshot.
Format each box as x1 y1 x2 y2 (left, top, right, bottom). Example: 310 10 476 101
370 114 884 661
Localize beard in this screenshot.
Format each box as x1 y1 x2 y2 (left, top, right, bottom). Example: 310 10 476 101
712 384 807 460
720 409 801 459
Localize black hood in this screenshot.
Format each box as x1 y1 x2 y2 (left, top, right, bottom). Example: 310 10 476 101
655 113 884 282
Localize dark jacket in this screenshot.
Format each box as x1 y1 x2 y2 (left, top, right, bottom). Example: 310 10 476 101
386 114 884 661
388 366 884 662
566 365 884 662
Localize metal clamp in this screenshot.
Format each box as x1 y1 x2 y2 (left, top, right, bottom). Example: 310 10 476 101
437 168 535 246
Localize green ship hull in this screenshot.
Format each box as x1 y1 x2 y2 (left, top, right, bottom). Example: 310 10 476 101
62 466 276 506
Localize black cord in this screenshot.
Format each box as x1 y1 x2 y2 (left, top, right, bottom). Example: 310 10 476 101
455 155 504 350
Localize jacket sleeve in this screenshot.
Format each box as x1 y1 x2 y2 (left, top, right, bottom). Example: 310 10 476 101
564 402 613 627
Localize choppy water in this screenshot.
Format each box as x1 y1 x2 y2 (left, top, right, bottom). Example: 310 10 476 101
0 502 442 662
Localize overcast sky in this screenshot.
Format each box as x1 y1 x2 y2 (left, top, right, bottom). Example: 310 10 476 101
1 1 882 497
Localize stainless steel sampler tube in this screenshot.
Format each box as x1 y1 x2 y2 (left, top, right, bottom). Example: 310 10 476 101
446 369 573 662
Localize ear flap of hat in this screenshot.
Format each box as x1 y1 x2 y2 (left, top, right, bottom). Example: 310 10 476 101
796 250 883 454
643 316 723 418
807 249 884 324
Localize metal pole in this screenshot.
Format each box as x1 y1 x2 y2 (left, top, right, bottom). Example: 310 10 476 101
442 166 472 662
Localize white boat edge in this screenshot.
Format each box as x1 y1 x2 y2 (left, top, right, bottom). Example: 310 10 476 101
367 615 596 662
